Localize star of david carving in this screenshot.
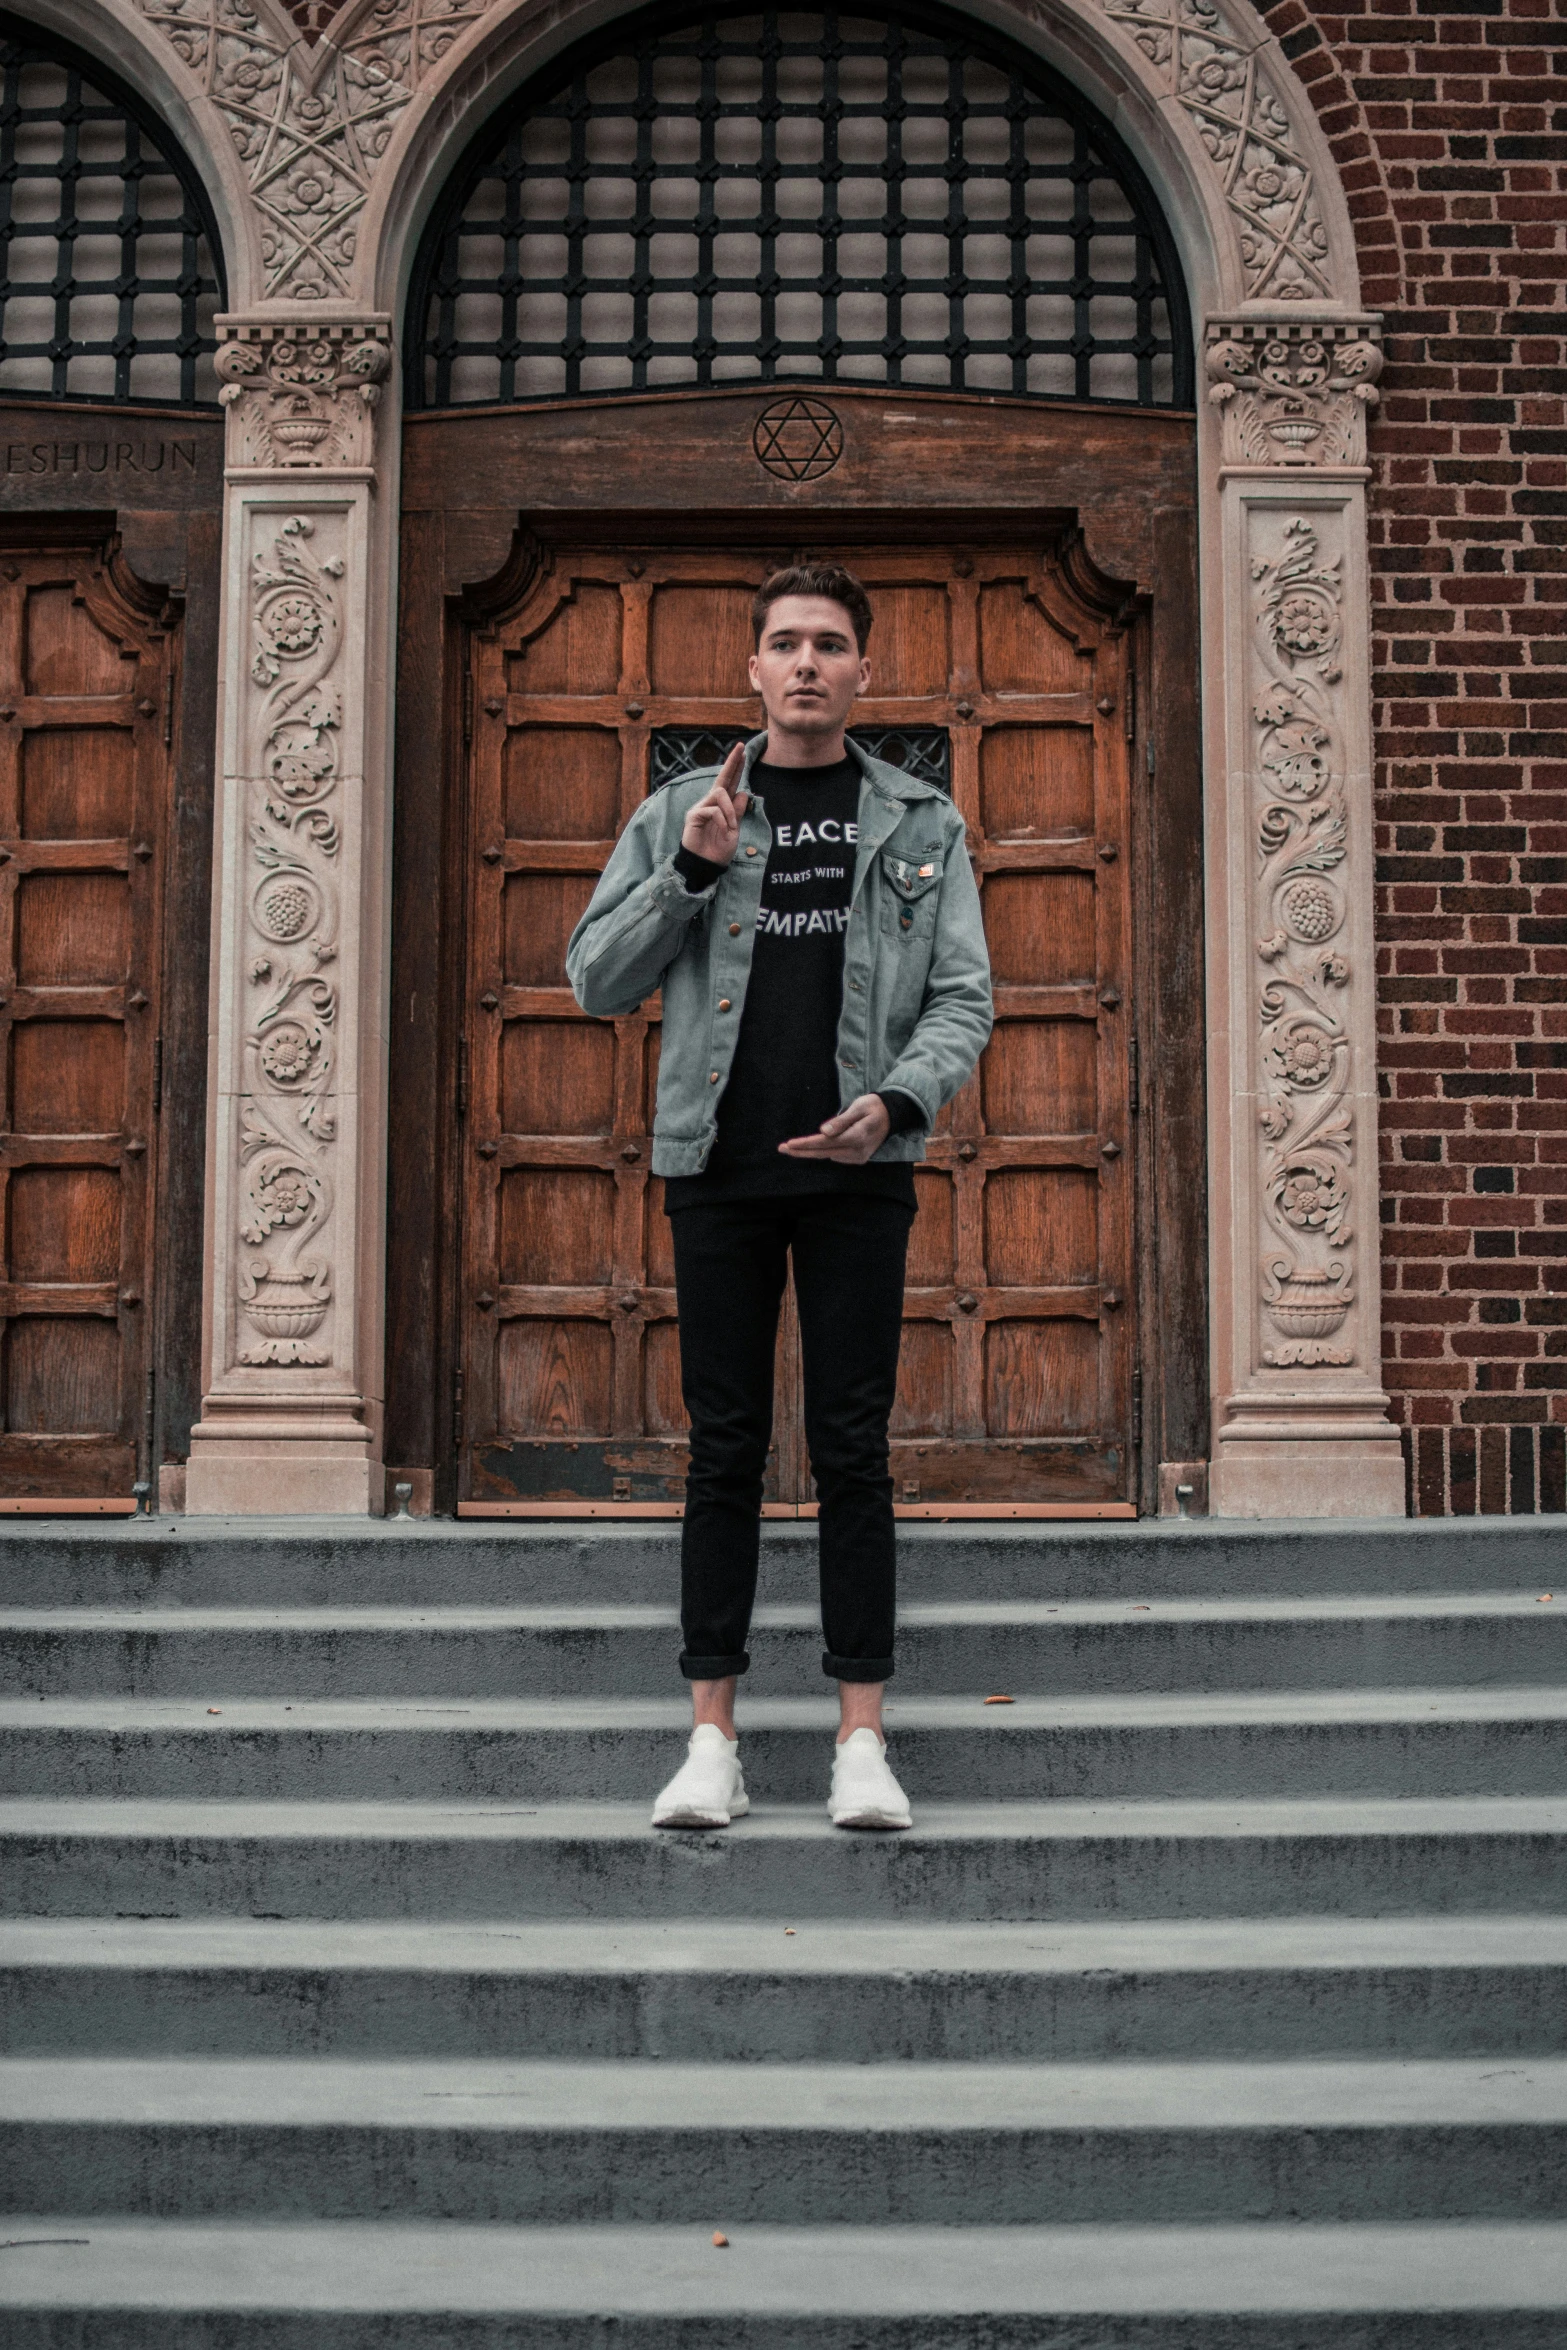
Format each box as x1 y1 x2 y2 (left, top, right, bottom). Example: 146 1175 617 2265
752 397 844 482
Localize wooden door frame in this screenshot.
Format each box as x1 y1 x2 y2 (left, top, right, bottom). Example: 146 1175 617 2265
0 480 221 1504
388 387 1205 1518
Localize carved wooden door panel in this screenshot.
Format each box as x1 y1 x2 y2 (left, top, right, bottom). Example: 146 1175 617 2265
864 544 1135 1509
0 543 171 1499
460 545 765 1509
459 536 1135 1513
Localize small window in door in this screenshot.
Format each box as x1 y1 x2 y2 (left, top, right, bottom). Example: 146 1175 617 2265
650 725 951 793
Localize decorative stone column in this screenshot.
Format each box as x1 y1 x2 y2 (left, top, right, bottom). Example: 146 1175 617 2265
184 316 395 1515
1202 319 1405 1517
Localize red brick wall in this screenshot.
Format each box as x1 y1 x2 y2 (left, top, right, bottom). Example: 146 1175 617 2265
1264 0 1567 1513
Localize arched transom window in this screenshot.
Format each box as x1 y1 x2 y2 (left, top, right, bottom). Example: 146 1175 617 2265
0 16 224 407
413 5 1190 411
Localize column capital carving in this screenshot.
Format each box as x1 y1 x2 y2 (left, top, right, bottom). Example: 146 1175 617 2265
1205 318 1383 470
216 315 393 473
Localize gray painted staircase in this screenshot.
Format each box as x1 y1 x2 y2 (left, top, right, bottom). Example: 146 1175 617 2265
1 1514 1566 2346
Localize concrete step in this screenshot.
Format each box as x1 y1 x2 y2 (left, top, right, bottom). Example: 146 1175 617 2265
7 2055 1567 2223
3 1515 1557 1610
5 1914 1564 2063
3 2218 1564 2349
5 1688 1565 1803
5 1796 1564 1922
7 1592 1564 1698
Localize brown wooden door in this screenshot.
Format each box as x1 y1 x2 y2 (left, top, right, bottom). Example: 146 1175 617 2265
459 531 1135 1514
0 541 171 1500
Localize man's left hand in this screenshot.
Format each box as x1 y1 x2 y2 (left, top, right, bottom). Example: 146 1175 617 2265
778 1093 891 1164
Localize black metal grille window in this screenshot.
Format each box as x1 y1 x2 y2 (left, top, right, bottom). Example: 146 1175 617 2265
0 17 224 407
414 5 1189 411
652 723 950 791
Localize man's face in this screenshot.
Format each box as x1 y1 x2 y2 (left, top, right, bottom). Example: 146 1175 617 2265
749 595 871 737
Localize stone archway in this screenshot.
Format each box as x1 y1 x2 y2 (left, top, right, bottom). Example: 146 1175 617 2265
79 0 1399 1515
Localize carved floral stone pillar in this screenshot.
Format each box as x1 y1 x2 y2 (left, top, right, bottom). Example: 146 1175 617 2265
185 316 395 1515
1202 318 1405 1516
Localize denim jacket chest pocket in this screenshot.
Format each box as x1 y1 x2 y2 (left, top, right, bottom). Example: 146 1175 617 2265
880 848 945 937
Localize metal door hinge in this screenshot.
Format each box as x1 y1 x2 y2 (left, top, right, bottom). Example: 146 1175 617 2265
152 1036 163 1115
1124 663 1136 743
462 673 474 748
452 1370 464 1448
457 1036 468 1121
1145 737 1156 780
1128 1035 1139 1116
162 670 174 749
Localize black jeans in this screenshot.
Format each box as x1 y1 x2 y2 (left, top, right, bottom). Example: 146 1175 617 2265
670 1191 914 1683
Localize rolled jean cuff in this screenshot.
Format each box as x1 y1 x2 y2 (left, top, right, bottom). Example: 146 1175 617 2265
823 1652 894 1683
680 1651 750 1680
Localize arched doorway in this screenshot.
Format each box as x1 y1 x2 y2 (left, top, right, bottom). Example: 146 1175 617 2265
387 2 1207 1518
0 12 226 1509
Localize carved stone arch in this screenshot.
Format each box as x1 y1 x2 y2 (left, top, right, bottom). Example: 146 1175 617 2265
362 0 1364 325
63 0 1369 321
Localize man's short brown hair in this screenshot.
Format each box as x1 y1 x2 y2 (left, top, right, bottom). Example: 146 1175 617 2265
751 563 873 653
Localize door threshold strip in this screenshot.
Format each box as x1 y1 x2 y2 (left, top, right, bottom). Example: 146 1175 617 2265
0 1497 140 1516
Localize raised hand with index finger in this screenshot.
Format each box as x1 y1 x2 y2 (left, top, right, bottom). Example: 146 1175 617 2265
680 744 749 866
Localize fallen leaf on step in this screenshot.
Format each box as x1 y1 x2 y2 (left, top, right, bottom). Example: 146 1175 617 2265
784 1928 795 1935
984 1694 1014 1705
712 2232 729 2248
1541 1594 1554 1603
207 1708 221 1715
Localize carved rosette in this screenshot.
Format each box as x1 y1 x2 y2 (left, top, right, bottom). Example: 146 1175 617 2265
1091 0 1336 300
1207 320 1383 469
236 513 344 1365
217 322 392 469
1250 513 1359 1371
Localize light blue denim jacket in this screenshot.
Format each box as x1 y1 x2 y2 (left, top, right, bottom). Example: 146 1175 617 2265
565 733 994 1178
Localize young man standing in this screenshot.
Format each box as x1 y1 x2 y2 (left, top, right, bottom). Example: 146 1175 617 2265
567 565 992 1832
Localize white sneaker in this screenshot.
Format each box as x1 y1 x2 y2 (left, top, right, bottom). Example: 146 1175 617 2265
651 1723 749 1829
829 1728 912 1830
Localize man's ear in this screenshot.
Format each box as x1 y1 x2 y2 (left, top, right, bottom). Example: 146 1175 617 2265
857 655 872 698
747 651 762 693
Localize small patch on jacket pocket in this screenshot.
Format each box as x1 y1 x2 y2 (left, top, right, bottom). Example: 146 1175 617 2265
883 852 943 897
881 849 943 935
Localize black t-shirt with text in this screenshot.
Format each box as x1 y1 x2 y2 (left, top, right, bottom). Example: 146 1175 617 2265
663 755 919 1210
